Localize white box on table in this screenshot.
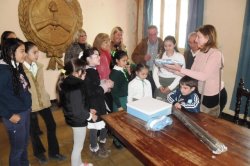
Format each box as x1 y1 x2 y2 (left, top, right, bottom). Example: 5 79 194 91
126 97 172 121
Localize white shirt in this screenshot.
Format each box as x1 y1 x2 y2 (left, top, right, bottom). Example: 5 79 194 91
128 76 152 103
23 61 38 77
153 51 185 90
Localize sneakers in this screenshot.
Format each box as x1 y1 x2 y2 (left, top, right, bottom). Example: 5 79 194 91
49 153 66 161
90 143 110 158
35 153 48 164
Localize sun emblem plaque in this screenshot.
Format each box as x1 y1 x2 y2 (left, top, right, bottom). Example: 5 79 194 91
18 0 83 70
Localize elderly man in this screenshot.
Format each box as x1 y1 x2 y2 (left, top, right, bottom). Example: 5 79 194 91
132 25 164 71
131 25 164 95
184 32 199 69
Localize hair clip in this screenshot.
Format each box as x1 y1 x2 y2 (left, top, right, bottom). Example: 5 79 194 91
111 50 116 57
60 69 66 74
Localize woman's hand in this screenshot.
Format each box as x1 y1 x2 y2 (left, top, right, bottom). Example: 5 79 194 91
164 64 184 76
164 63 182 72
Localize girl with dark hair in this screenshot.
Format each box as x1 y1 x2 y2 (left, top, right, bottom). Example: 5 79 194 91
110 50 130 112
57 58 96 166
24 41 66 164
0 38 31 166
128 63 152 103
81 48 113 158
109 50 131 149
1 31 16 48
0 31 16 59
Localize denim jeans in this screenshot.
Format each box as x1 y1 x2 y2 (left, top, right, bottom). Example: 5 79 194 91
3 109 30 166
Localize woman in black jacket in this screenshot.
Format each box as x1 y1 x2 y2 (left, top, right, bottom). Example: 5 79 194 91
57 58 97 166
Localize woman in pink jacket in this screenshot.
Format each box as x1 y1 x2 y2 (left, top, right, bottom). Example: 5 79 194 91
166 24 227 117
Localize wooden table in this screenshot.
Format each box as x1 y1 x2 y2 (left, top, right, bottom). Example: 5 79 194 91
102 109 250 166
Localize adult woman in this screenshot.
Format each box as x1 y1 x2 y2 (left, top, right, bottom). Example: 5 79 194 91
110 26 126 54
64 29 91 64
166 24 227 117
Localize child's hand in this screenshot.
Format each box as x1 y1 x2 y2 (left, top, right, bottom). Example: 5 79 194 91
106 79 114 88
92 114 98 122
118 107 124 111
90 109 97 115
174 103 182 109
125 64 131 75
9 114 21 124
162 87 171 94
159 86 165 93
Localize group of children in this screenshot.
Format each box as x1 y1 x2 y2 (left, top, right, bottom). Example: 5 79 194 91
0 34 69 166
0 29 201 166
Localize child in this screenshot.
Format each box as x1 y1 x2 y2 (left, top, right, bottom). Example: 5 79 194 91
109 50 130 149
128 64 152 103
57 58 96 166
166 76 200 113
0 38 31 166
80 48 113 158
23 41 66 164
153 35 185 99
110 50 130 111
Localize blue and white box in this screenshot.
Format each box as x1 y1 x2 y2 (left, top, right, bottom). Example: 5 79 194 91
127 97 172 121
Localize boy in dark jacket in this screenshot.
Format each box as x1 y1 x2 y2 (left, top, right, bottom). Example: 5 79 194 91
166 76 200 113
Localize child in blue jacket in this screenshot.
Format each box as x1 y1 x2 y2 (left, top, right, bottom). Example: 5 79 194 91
166 76 200 113
0 38 32 166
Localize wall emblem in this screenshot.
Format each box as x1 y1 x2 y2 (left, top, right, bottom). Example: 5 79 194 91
19 0 83 70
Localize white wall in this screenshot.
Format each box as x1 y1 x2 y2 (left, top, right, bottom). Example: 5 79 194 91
203 0 246 114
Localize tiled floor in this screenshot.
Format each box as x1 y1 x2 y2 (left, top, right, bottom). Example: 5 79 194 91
0 108 143 166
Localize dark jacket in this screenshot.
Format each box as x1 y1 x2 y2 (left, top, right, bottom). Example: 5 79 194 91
59 75 90 127
85 68 107 121
0 63 31 119
184 49 195 69
110 69 129 107
166 88 200 113
131 37 164 64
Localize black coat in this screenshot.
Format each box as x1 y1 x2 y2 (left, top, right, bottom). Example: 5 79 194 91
85 68 107 121
59 75 90 127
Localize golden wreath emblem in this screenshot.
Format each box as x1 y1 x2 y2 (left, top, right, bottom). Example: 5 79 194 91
18 0 83 70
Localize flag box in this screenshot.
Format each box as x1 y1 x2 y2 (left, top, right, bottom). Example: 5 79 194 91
126 97 172 121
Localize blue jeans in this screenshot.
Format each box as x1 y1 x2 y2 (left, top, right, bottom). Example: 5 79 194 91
3 109 30 166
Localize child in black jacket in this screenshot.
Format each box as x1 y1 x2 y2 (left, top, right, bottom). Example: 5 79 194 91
80 48 113 158
57 58 97 166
